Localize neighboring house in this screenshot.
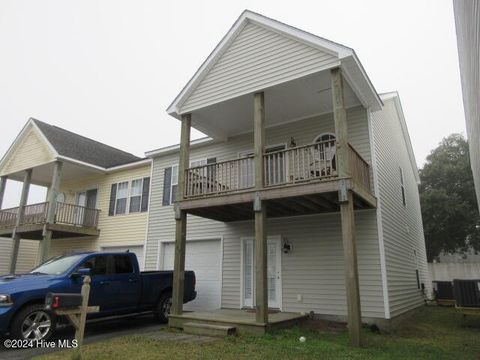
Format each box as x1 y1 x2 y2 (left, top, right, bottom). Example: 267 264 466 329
453 0 480 211
429 249 480 282
143 10 430 340
0 118 152 272
0 237 38 274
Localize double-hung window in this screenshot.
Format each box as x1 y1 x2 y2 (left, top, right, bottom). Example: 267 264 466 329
129 179 143 213
109 177 150 216
115 182 129 215
170 165 179 204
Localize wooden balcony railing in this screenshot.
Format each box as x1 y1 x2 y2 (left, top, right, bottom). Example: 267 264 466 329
183 140 371 199
185 156 255 197
264 139 337 187
347 144 371 191
0 202 100 229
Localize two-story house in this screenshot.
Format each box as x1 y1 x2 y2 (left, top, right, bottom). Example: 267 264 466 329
0 118 152 271
143 11 430 344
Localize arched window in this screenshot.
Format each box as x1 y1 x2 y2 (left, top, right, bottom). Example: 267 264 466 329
313 133 336 143
312 133 336 175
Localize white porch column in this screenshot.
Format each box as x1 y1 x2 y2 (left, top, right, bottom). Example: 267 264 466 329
10 169 32 274
0 176 7 209
40 161 63 262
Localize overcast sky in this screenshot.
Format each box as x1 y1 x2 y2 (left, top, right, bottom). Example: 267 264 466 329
0 0 466 208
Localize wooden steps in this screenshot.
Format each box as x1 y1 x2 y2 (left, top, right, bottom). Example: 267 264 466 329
183 322 236 337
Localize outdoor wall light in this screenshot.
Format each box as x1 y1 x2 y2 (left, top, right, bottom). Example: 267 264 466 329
282 239 292 254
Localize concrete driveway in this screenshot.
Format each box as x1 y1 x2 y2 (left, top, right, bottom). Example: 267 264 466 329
0 314 166 360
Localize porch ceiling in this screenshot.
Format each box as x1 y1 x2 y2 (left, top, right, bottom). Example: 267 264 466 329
5 161 102 187
190 70 362 140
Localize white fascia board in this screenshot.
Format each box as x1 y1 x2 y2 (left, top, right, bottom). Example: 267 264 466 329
55 155 107 172
145 137 215 158
56 156 150 173
105 158 152 173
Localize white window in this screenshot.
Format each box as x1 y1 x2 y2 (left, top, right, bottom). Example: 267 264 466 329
115 182 129 215
190 159 207 168
400 167 406 206
170 165 179 204
129 179 143 213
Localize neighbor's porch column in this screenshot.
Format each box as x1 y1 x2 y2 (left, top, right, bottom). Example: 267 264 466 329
331 67 362 346
171 113 191 317
254 91 268 325
40 161 63 262
0 176 7 209
10 169 32 274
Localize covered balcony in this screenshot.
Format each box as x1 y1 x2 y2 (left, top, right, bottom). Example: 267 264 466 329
0 201 100 239
180 139 374 221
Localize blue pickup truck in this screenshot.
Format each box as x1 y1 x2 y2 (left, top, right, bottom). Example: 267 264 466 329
0 251 196 341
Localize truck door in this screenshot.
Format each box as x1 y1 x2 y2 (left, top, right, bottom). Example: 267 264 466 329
74 254 114 314
107 254 141 311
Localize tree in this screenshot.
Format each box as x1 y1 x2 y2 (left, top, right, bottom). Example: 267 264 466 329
419 134 480 261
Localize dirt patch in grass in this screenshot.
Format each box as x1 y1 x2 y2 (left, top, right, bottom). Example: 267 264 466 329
300 318 347 334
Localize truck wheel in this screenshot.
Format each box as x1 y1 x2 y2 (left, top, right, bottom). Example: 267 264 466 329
10 304 56 341
154 291 172 323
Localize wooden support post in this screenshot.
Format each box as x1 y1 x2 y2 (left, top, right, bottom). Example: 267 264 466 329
40 161 63 262
331 67 350 177
254 92 268 324
332 68 361 346
340 191 362 346
0 175 7 209
10 169 32 274
171 114 191 317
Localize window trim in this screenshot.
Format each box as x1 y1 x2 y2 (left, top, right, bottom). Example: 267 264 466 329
312 132 336 144
112 178 149 215
129 179 143 213
170 163 179 205
114 181 129 215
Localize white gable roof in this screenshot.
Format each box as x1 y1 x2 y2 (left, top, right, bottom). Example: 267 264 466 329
167 10 382 118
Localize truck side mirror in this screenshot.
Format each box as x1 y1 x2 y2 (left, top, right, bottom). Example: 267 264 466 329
71 267 91 278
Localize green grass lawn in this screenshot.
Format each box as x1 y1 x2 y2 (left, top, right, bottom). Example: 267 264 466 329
37 306 480 360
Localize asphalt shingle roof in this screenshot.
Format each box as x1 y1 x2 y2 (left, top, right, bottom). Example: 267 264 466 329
32 119 142 168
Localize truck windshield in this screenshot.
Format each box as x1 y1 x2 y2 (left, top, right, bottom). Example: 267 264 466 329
30 254 85 275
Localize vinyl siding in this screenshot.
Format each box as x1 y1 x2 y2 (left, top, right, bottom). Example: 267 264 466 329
371 98 431 318
0 238 39 274
48 164 151 257
0 126 54 176
180 22 339 113
146 107 386 319
453 0 480 211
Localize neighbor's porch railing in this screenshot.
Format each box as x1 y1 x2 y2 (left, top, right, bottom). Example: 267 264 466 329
0 202 100 229
183 139 370 198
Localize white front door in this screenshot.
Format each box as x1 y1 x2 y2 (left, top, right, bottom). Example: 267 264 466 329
242 237 282 309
